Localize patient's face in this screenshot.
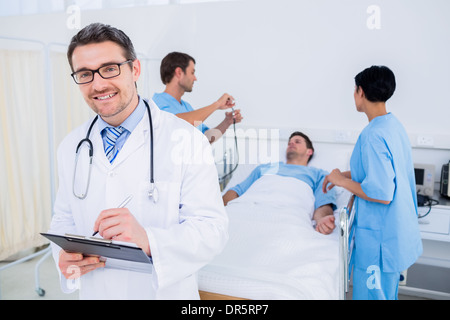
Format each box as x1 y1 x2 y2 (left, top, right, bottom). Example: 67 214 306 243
286 136 312 161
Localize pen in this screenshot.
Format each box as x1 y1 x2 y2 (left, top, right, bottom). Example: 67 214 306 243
92 195 133 237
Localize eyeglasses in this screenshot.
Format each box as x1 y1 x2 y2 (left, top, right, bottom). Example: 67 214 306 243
71 60 132 84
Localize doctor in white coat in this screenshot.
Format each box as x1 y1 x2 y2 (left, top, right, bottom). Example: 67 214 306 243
48 23 228 299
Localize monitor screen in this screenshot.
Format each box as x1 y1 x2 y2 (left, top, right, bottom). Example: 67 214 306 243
415 168 424 185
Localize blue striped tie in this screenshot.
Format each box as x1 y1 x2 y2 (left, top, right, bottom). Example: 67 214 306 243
104 126 124 163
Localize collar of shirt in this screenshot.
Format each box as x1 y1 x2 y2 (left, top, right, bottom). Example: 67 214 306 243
97 96 146 133
154 92 190 109
153 92 209 133
97 96 146 156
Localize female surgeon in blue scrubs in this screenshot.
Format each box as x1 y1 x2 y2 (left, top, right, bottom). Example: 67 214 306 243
323 66 422 300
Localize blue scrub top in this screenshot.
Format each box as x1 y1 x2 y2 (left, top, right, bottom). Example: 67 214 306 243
350 113 422 273
153 92 210 134
230 162 336 210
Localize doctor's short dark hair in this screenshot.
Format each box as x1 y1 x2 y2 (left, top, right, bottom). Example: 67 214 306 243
67 23 137 71
354 65 396 103
289 131 314 163
160 52 196 85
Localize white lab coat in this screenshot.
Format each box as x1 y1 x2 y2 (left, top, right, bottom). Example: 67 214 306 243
49 99 228 299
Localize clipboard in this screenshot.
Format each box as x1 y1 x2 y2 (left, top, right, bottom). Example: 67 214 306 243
41 232 152 265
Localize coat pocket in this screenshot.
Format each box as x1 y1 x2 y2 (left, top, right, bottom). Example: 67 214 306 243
137 180 182 226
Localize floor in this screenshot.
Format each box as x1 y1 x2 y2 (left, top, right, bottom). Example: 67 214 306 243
0 247 78 300
0 246 429 300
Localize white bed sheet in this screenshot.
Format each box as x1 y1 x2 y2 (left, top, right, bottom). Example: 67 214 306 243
199 175 344 300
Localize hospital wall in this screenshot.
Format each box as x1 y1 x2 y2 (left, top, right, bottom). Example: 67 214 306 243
1 0 449 179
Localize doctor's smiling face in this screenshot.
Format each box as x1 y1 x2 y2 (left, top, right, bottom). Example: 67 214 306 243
71 41 141 126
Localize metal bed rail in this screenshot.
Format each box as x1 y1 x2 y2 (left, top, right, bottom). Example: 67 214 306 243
339 194 356 300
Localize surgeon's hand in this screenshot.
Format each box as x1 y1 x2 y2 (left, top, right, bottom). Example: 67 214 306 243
216 93 235 110
225 109 243 125
58 250 105 279
93 208 151 256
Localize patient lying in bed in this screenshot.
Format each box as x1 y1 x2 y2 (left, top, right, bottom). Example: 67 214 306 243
199 132 341 299
222 131 337 235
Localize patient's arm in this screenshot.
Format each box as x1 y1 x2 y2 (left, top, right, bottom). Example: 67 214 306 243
313 204 335 235
223 190 239 206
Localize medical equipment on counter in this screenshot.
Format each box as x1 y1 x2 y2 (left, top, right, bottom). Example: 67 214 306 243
413 163 441 218
73 100 157 203
440 161 450 198
414 163 435 197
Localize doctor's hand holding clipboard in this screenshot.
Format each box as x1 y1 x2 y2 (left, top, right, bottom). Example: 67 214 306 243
58 195 151 279
58 250 105 280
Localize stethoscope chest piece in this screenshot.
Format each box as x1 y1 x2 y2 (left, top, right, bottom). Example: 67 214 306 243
148 183 158 203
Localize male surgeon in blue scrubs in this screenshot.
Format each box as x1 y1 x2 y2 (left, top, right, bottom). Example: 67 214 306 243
323 66 422 300
153 52 242 143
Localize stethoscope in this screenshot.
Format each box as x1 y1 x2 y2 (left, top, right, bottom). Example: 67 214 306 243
73 99 158 203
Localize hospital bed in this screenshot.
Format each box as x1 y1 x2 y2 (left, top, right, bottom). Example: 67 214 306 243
200 136 356 300
339 194 356 300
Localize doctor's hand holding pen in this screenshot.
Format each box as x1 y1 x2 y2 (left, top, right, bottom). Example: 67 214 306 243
92 195 150 256
92 195 151 256
92 206 151 256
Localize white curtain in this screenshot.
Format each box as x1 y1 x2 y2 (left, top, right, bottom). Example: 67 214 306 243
0 47 150 260
50 50 92 149
0 50 51 260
